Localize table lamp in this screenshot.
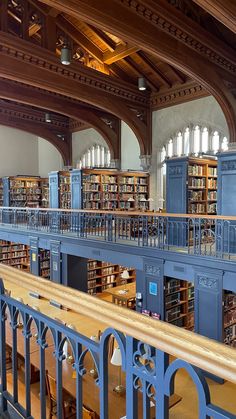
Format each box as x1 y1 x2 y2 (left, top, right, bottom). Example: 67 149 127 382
89 335 99 379
121 269 130 282
111 347 125 394
16 297 24 328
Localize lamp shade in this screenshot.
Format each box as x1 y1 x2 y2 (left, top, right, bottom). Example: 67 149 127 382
128 197 135 202
138 77 147 91
147 197 154 202
111 347 122 366
121 269 130 280
61 46 72 65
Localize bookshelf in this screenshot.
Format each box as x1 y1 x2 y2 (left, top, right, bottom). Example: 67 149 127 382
82 169 149 211
2 176 45 208
164 277 194 331
224 292 236 348
87 259 136 295
188 159 217 215
39 249 50 279
49 169 150 210
166 157 217 215
0 240 30 271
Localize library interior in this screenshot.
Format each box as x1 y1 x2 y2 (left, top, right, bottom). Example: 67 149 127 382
0 1 236 418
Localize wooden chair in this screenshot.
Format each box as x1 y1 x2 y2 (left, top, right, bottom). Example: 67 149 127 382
5 344 12 370
82 405 99 419
45 372 76 419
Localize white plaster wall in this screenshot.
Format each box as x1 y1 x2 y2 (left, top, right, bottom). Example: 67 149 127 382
151 96 229 209
72 128 107 166
38 137 63 177
0 125 39 176
121 121 141 170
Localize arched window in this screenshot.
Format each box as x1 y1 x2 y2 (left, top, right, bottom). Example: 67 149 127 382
183 127 190 155
176 132 183 156
193 125 200 154
78 145 111 169
212 131 220 154
221 137 228 151
201 127 209 153
167 139 173 158
161 125 228 163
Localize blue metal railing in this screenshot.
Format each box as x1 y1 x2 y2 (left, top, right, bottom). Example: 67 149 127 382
0 267 236 419
0 207 236 259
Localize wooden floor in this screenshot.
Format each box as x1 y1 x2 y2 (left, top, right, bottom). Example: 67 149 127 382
5 363 236 418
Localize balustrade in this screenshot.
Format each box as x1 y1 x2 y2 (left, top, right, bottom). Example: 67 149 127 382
0 207 236 259
0 265 236 418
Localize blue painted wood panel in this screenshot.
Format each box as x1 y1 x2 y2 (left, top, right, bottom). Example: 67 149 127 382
71 169 83 209
49 172 59 208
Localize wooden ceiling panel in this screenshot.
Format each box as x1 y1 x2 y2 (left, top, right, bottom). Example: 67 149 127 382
4 0 228 108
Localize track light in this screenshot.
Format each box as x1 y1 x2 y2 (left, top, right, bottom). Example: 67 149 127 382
45 113 51 123
138 77 147 91
61 45 72 65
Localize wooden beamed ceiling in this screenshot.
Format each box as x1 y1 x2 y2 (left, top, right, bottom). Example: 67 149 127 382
1 0 236 154
3 0 192 94
34 0 236 143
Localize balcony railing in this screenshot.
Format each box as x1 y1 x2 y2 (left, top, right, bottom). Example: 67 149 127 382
0 207 236 259
0 265 236 418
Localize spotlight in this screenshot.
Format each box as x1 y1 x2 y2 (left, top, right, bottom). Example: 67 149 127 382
45 113 51 123
138 77 147 91
60 45 72 65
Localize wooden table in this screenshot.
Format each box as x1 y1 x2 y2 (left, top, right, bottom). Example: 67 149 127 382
3 279 181 419
105 282 136 308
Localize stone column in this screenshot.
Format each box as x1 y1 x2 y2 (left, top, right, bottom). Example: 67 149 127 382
139 155 151 171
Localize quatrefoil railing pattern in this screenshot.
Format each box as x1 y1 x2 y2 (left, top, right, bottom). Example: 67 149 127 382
0 279 235 419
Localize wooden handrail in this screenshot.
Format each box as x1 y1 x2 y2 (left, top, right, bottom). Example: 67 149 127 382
0 206 236 220
1 264 236 383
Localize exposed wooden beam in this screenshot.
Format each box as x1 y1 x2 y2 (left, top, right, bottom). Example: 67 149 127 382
86 24 116 51
110 63 136 85
192 0 236 34
48 7 61 17
125 57 159 91
136 51 172 88
103 44 139 65
56 15 103 62
37 0 236 142
29 23 41 37
168 65 186 84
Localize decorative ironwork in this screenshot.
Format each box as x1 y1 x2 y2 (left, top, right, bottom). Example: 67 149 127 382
0 208 236 260
0 277 235 418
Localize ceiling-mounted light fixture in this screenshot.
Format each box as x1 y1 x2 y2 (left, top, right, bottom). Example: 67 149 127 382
61 45 72 65
138 77 147 91
45 113 51 123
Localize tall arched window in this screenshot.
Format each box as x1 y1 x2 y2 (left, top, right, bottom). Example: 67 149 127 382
201 127 209 153
183 127 190 155
167 139 173 158
212 131 220 153
193 125 200 154
222 137 229 151
78 145 111 169
176 132 183 156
